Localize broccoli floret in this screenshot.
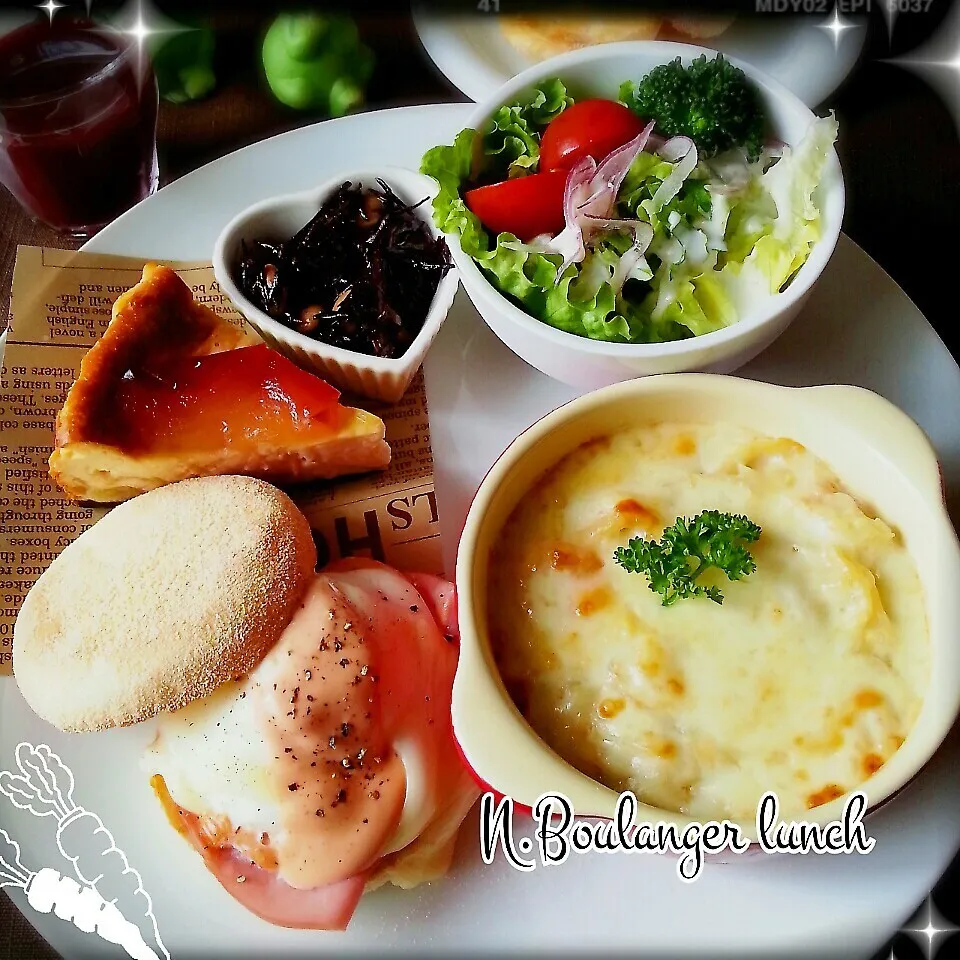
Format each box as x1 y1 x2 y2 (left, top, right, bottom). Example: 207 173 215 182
620 55 766 160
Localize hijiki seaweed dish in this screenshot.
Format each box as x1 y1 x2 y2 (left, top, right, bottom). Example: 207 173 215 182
237 180 453 358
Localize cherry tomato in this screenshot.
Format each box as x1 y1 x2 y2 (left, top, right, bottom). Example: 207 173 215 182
465 171 568 242
540 99 647 173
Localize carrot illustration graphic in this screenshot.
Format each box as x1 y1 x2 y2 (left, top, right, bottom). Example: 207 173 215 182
0 743 169 960
0 828 161 960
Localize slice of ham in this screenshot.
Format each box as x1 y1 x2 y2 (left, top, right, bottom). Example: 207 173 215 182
151 560 462 931
198 845 367 931
324 557 460 643
194 810 365 929
151 773 367 930
403 571 459 641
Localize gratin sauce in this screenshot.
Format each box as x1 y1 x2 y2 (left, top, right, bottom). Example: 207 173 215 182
488 422 930 821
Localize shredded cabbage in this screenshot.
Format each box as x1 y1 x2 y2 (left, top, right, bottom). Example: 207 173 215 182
713 114 840 313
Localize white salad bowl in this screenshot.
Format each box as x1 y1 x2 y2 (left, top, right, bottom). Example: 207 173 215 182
454 375 960 841
213 166 460 403
443 41 845 388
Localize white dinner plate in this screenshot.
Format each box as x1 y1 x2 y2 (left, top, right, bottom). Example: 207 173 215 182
412 8 867 109
1 102 958 959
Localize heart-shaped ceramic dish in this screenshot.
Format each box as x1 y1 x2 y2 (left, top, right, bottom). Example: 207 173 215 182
213 166 460 403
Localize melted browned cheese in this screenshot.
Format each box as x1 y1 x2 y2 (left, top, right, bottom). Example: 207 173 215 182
489 422 930 820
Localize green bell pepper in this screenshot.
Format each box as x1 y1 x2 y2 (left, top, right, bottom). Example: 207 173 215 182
150 25 217 104
261 13 374 116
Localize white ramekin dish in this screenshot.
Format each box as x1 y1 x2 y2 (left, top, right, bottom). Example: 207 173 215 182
454 374 960 841
442 42 844 389
213 166 460 403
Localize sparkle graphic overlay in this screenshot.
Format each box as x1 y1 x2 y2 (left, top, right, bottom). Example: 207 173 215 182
817 3 864 54
36 0 64 24
900 896 960 959
882 3 902 44
91 0 191 89
885 0 960 134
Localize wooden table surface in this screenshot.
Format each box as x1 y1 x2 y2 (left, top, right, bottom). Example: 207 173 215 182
1 6 958 959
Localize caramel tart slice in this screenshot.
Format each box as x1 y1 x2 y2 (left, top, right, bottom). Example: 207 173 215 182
50 264 391 503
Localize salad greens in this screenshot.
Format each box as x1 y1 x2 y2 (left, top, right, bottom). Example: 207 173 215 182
424 125 638 342
420 60 838 346
484 78 572 176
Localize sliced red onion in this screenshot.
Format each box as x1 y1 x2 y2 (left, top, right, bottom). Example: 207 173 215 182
565 155 599 207
587 219 654 285
646 131 667 153
581 216 653 239
549 155 597 272
592 121 656 198
546 122 656 277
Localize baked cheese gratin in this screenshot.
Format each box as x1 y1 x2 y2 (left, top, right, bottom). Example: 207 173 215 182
487 422 929 821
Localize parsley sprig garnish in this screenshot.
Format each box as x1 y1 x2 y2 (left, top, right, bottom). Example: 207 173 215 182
613 510 762 607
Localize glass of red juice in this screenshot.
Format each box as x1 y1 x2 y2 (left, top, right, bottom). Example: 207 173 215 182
0 16 159 236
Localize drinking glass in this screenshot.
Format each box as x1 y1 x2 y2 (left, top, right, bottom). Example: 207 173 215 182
0 16 160 236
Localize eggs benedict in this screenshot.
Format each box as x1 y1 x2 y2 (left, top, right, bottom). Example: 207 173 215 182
13 475 478 930
146 558 477 929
